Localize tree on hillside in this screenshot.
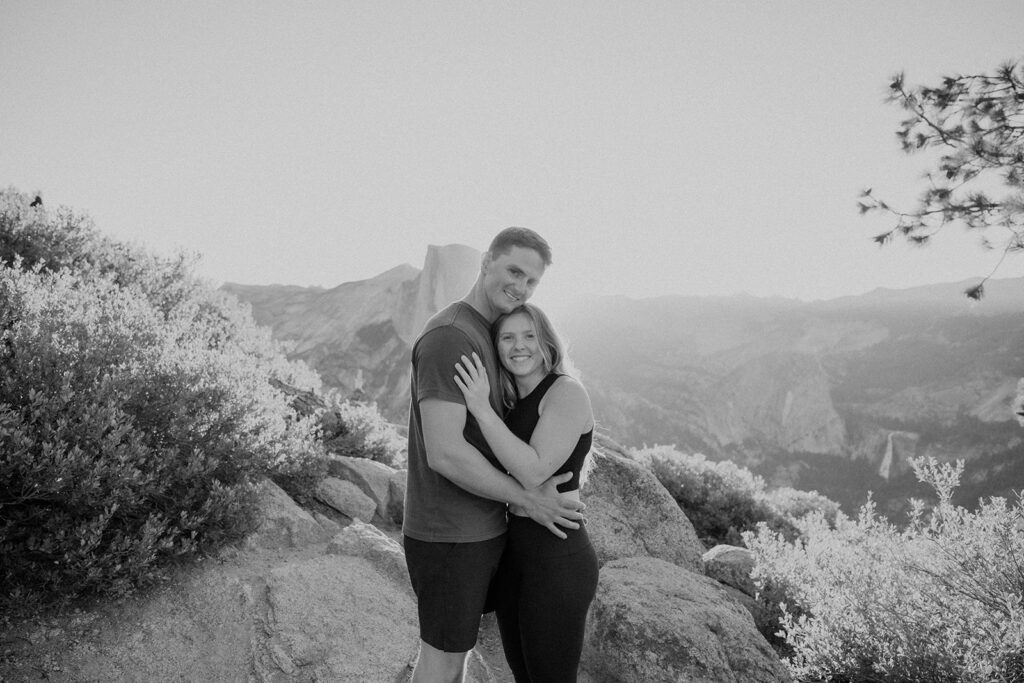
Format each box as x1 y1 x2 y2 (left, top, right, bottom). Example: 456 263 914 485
861 59 1024 299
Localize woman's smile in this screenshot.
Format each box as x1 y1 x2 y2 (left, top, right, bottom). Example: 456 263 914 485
506 351 536 370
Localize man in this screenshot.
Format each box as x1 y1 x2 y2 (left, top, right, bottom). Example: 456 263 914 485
403 227 583 682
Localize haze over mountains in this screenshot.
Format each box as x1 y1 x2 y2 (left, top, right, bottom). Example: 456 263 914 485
223 245 1024 515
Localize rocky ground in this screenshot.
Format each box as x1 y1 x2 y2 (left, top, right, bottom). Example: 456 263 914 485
1 449 791 683
0 526 516 683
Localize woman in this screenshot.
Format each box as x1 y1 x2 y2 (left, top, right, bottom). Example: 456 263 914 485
454 303 598 683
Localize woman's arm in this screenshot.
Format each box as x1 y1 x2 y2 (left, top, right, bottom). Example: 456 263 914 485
455 353 592 489
420 398 582 538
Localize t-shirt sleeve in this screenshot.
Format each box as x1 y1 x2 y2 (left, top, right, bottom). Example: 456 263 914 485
414 326 477 405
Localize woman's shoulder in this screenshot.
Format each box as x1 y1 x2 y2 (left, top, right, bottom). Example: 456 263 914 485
542 374 592 419
551 373 587 396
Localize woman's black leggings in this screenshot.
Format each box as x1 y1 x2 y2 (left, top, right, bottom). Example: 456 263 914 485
492 514 599 683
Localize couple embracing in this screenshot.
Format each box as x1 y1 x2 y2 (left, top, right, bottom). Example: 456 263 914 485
403 228 598 682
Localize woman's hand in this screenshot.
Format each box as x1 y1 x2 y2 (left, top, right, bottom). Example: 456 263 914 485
454 352 494 420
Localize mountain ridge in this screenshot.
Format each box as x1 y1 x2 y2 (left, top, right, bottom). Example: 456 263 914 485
223 245 1024 514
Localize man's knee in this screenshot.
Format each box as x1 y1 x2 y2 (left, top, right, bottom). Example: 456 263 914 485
411 640 469 683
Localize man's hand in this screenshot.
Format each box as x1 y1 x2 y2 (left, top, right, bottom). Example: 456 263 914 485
518 472 585 539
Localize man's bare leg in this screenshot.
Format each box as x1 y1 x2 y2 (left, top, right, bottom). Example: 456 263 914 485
410 640 469 683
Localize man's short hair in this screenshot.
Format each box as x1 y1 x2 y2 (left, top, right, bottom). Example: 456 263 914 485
488 227 552 266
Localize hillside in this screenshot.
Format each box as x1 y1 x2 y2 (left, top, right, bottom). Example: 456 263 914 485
223 244 478 419
224 247 1024 515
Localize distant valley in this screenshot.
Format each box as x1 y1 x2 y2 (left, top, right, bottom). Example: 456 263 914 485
224 246 1024 517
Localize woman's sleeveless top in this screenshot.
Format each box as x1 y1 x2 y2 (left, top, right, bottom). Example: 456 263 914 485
504 373 592 493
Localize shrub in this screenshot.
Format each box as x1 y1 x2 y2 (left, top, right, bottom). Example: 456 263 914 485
635 445 801 547
745 457 1024 682
0 189 328 610
321 391 406 469
763 486 843 529
1 187 192 305
0 189 106 275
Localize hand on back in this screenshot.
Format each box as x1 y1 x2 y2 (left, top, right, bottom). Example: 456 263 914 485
519 472 585 539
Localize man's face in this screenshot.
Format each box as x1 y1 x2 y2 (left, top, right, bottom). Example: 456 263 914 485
481 246 546 318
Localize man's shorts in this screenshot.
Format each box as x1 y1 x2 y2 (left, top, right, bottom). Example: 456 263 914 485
403 534 506 653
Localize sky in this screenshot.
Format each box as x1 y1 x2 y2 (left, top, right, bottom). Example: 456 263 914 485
2 1 1023 312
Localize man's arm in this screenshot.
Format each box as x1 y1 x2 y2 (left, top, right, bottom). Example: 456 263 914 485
421 398 583 538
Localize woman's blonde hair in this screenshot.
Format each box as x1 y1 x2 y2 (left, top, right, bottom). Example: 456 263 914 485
492 303 577 409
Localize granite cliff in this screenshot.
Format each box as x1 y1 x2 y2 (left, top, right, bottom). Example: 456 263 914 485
224 244 479 419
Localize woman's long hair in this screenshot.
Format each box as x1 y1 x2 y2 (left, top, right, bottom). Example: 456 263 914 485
492 303 578 410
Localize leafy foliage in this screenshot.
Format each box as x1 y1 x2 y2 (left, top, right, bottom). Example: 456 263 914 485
270 379 407 469
0 189 327 610
746 458 1024 682
634 445 840 547
320 391 407 468
763 486 843 528
860 60 1024 298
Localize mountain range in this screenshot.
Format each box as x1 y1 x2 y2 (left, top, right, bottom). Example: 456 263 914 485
223 245 1024 516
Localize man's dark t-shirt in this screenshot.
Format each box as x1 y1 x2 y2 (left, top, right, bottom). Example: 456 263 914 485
402 301 508 542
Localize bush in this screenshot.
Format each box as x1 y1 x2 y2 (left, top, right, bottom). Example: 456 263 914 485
635 445 802 547
763 486 843 529
0 189 327 610
745 457 1024 682
321 392 406 469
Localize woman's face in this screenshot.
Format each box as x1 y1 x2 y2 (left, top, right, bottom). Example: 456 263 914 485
496 312 546 379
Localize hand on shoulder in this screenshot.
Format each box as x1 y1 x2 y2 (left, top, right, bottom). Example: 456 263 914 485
454 352 494 419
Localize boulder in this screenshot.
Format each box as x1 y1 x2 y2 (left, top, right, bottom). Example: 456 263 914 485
16 549 426 683
387 468 408 525
720 584 777 644
582 556 790 683
703 544 756 596
311 511 342 537
327 454 396 521
581 449 704 572
250 477 330 549
315 476 377 522
260 554 420 681
326 520 409 590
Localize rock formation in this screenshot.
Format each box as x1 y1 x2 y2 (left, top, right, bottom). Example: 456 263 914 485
581 447 704 571
315 476 377 522
251 477 333 549
403 243 481 342
705 352 846 454
2 449 792 683
223 243 481 420
702 544 757 597
326 453 406 523
578 444 789 682
583 557 791 683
